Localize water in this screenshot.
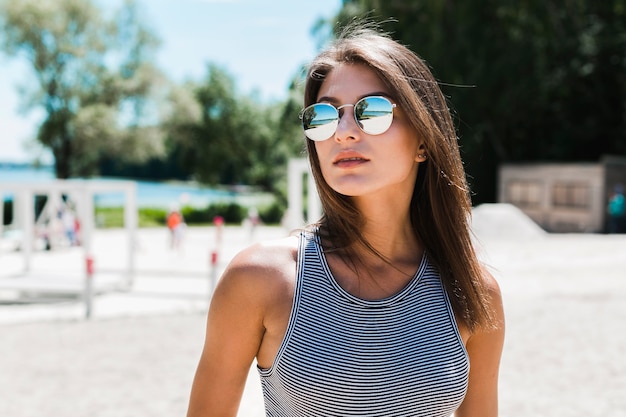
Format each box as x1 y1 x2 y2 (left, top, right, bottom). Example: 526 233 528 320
0 164 262 209
91 179 238 209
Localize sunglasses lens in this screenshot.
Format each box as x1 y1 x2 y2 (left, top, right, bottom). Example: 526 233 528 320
355 96 394 135
301 96 395 140
301 103 339 141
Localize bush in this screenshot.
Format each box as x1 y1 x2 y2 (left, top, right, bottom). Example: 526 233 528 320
93 202 279 227
259 201 286 225
179 206 207 224
181 202 246 225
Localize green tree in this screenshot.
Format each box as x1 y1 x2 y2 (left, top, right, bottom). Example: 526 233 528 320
334 0 626 203
164 64 305 198
0 0 166 178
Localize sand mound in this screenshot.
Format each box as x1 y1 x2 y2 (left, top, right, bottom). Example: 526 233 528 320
471 203 546 239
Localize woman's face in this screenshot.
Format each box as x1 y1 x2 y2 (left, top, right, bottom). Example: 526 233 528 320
314 63 425 201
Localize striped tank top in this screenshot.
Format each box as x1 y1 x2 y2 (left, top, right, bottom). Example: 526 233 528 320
258 230 469 416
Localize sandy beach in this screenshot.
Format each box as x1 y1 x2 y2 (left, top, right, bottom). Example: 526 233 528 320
1 207 626 416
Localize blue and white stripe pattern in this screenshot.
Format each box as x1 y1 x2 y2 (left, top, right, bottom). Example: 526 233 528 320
258 230 469 416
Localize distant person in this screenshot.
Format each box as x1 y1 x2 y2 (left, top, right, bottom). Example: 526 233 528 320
166 207 185 250
60 206 77 246
607 184 625 234
187 24 504 416
246 206 260 239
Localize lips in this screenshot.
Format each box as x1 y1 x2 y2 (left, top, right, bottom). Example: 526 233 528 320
332 151 370 165
335 157 367 163
332 152 370 169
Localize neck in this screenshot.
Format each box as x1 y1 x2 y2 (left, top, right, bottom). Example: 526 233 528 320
319 193 424 298
352 197 421 265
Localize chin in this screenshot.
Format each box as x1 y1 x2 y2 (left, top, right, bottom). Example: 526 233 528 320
331 185 372 198
326 180 361 196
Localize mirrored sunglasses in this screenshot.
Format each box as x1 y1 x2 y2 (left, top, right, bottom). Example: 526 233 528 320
299 95 397 141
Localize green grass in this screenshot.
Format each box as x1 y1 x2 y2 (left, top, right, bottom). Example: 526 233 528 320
95 207 167 228
94 200 285 228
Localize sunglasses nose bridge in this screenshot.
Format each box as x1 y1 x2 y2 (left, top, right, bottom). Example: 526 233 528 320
336 103 355 115
335 103 358 129
334 103 361 140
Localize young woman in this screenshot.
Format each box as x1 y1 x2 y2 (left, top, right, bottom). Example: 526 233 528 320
187 26 505 417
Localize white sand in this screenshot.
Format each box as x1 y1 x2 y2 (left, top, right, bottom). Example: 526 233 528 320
1 207 626 416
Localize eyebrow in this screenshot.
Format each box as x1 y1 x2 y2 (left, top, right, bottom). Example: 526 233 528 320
316 91 394 104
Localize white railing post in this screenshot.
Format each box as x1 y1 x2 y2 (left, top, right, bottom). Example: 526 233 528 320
124 184 138 289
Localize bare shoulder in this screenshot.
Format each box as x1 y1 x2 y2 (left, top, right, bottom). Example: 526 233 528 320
476 264 505 335
215 235 299 305
479 264 502 299
226 235 299 279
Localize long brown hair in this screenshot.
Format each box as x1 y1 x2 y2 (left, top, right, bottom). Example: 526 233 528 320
303 25 495 331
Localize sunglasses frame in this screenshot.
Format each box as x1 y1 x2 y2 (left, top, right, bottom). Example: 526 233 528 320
300 95 397 141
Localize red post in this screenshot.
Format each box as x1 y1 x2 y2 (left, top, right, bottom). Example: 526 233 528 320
86 255 95 276
85 254 94 319
213 215 224 245
209 249 219 296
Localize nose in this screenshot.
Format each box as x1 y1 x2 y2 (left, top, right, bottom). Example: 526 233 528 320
334 105 359 142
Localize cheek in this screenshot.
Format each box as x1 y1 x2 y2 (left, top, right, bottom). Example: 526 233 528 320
389 126 420 160
314 139 330 153
314 141 332 166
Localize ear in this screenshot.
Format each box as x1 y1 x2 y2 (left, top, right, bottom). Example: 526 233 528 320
415 143 427 163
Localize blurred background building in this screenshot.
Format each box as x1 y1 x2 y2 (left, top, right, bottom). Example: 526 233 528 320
498 156 626 233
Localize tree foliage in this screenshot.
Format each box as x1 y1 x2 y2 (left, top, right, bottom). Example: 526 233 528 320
163 64 305 199
335 0 626 203
0 0 166 178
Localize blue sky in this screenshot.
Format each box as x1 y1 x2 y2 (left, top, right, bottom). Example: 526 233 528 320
0 0 341 163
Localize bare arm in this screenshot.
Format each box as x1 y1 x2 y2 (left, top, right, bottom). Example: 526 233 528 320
187 250 269 416
455 270 506 417
186 239 296 417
